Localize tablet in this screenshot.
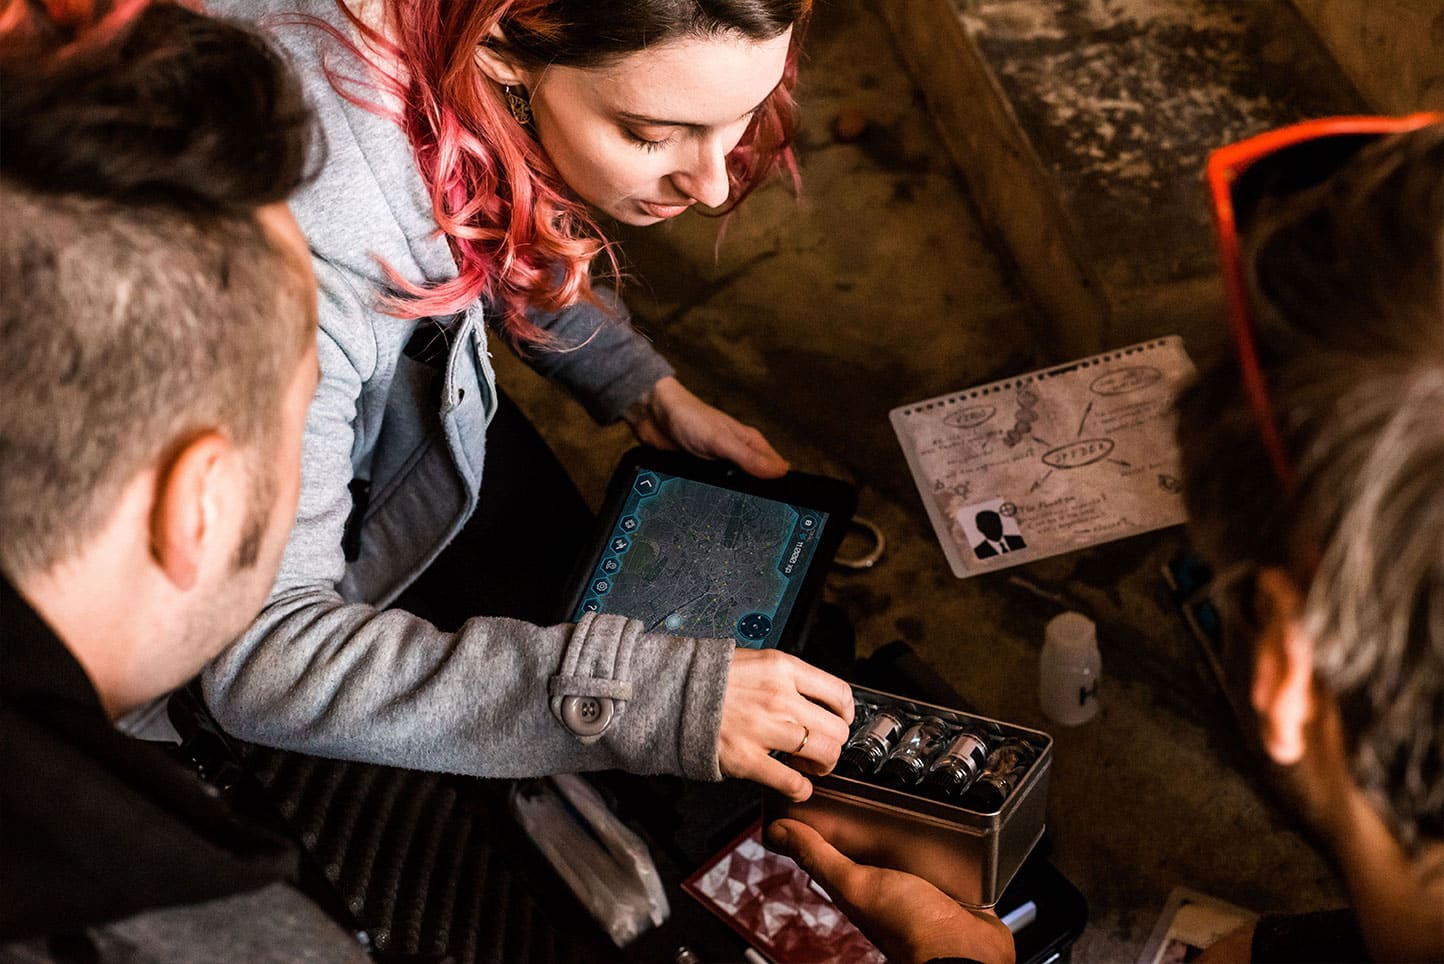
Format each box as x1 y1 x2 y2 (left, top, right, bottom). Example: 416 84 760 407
565 448 856 651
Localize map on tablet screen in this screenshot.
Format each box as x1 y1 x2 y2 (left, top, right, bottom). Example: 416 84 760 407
568 452 853 650
571 467 828 648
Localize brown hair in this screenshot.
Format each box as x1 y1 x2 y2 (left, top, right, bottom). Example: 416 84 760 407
1177 124 1444 848
0 2 317 577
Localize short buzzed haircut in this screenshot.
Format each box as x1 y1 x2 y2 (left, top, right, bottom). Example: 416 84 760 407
0 2 317 577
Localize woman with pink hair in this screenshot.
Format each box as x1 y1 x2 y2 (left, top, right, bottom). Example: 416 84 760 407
202 0 854 804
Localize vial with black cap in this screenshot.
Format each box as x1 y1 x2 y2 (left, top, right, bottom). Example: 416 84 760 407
919 727 992 800
960 738 1036 812
877 716 952 788
835 709 905 778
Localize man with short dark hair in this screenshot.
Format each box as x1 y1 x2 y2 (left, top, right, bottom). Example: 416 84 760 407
0 4 362 958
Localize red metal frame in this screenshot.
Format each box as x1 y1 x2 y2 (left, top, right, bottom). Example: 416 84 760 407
1204 112 1442 486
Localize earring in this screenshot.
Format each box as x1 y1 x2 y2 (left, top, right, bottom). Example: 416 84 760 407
504 85 532 126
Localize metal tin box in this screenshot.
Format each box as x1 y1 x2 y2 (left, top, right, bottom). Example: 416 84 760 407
765 685 1052 908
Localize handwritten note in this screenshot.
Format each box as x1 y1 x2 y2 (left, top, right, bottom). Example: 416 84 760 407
890 337 1195 578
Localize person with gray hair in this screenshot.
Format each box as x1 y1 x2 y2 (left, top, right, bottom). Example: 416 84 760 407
772 117 1444 964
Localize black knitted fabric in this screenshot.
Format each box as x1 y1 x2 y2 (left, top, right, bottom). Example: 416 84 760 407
238 744 620 964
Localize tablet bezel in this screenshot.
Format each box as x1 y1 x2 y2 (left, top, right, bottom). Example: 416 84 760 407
561 447 857 653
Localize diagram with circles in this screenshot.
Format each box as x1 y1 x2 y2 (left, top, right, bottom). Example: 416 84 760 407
891 338 1195 578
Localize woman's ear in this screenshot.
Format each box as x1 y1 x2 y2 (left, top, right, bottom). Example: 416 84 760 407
1251 567 1316 766
473 24 532 88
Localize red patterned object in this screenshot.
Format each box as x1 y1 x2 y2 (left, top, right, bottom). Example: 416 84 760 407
682 822 885 964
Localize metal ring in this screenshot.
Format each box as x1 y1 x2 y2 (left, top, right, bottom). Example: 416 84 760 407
833 515 886 570
792 724 810 755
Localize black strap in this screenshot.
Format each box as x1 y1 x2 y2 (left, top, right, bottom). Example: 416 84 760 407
165 685 370 951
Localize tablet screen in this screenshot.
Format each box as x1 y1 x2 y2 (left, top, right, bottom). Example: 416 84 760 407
570 466 830 648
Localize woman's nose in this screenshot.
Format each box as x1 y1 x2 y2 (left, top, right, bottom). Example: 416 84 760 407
672 140 732 209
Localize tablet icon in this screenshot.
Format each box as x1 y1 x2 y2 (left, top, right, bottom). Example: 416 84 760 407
592 578 611 595
634 473 660 496
610 536 630 554
737 612 772 642
601 557 620 574
620 515 639 532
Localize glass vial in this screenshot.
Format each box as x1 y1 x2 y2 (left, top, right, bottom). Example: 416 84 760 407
836 709 904 778
920 727 992 799
961 738 1036 812
878 716 952 788
849 695 875 738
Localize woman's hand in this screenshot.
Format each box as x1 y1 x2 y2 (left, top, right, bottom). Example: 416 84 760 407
767 819 1017 964
718 649 853 801
625 376 789 479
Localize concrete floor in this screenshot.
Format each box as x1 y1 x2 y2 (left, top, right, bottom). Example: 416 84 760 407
492 1 1347 958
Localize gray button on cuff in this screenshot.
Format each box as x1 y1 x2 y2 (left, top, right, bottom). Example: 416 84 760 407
560 695 614 737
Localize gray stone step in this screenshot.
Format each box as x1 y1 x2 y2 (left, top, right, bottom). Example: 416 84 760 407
880 0 1367 357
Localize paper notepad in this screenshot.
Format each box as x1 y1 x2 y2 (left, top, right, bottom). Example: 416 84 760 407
891 337 1195 578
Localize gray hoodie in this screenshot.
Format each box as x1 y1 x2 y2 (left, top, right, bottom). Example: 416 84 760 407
202 0 733 780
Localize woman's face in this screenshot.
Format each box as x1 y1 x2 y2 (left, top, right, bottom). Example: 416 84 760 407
521 29 793 225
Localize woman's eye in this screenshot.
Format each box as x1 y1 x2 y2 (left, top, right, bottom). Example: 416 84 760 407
625 128 674 152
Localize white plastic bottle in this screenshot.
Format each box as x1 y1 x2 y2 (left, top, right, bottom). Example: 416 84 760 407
1039 611 1101 725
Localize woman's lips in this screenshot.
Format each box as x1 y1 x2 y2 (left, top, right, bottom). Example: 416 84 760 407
638 199 694 219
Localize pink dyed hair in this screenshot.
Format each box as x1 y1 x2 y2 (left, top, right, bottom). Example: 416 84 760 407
307 0 809 345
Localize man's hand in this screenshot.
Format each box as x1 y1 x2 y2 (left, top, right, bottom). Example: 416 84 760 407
625 376 789 478
767 819 1017 964
718 649 853 801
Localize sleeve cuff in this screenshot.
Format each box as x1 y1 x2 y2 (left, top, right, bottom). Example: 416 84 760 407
549 613 733 778
582 352 674 426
